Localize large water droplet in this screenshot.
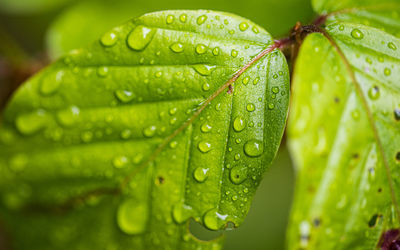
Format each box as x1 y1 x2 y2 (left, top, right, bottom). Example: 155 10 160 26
203 208 228 230
170 42 184 53
351 29 364 39
57 106 80 127
244 139 263 157
233 116 245 132
230 165 247 184
16 109 48 135
127 25 156 51
198 141 211 153
115 90 135 103
40 70 63 95
172 203 193 224
193 167 209 182
193 64 216 76
117 199 148 235
100 31 118 47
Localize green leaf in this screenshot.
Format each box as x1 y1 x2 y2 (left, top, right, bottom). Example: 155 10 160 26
0 10 289 249
46 0 314 59
0 0 74 14
287 3 400 249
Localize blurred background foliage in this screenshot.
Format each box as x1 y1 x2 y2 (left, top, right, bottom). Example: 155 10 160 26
0 0 314 249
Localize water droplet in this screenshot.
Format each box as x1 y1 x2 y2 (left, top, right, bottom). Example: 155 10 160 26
179 14 187 23
193 167 209 182
195 44 207 54
239 22 249 31
253 77 259 85
121 129 132 139
272 87 279 93
268 103 275 110
115 90 135 103
117 199 148 235
193 64 216 76
231 49 238 58
246 103 255 112
16 109 48 135
244 139 263 157
57 106 80 127
166 15 174 24
233 116 245 132
230 165 248 184
197 140 212 153
40 70 63 95
252 26 259 33
203 208 228 230
169 42 184 53
97 66 109 77
212 47 220 56
197 15 207 25
351 29 364 39
242 76 249 85
388 42 397 50
394 108 400 121
172 203 193 224
169 107 177 115
81 131 93 143
100 31 118 47
143 125 156 137
201 123 212 133
384 68 391 76
202 83 210 91
127 25 156 51
368 86 380 100
113 156 128 168
169 141 178 148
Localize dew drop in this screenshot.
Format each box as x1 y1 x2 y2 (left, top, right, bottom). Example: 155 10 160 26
388 42 397 50
242 76 249 85
127 25 156 51
113 156 128 168
16 109 48 135
384 68 391 76
121 129 132 139
100 31 118 47
166 15 174 24
203 208 228 230
197 15 207 25
193 167 209 182
198 141 212 153
244 139 263 157
231 49 238 58
252 26 259 34
212 47 220 56
179 14 187 23
201 123 212 133
193 64 216 76
202 83 210 91
368 86 380 100
169 141 178 148
117 199 148 235
272 87 279 93
268 103 275 110
233 116 246 132
57 106 80 127
351 29 364 39
246 103 255 112
81 131 93 143
239 22 249 31
170 42 184 53
143 125 156 137
253 77 259 85
115 90 135 103
195 44 207 54
339 25 344 31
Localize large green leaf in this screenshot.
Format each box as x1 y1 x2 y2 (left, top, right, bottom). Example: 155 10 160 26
45 0 314 59
0 10 289 249
287 1 400 249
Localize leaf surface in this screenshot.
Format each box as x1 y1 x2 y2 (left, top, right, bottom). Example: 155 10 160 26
0 10 289 249
287 1 400 249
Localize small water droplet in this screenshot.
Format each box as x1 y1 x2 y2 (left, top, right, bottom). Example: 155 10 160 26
172 203 193 224
198 141 211 153
179 14 187 23
40 70 63 95
100 31 118 47
143 125 156 137
384 68 391 76
202 83 210 91
115 90 135 103
388 42 397 50
81 131 93 143
97 66 109 77
197 15 207 25
212 47 220 56
239 22 249 31
193 64 216 76
242 76 249 85
201 123 212 133
368 86 380 100
193 167 209 182
203 208 228 230
169 107 177 115
231 49 238 58
272 87 279 93
169 141 178 148
195 44 207 54
268 103 275 110
339 25 344 31
166 15 174 24
16 109 48 135
351 28 364 39
253 77 259 85
121 129 132 139
252 26 259 33
113 156 128 168
127 25 156 51
233 116 245 132
117 199 148 235
170 42 184 53
57 106 80 127
246 103 255 112
244 139 263 157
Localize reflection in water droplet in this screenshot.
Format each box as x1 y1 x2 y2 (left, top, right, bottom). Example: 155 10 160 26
170 42 184 53
100 31 118 47
193 167 209 182
16 109 48 135
127 25 156 51
233 116 245 132
203 208 228 230
117 199 148 235
193 64 216 76
244 139 263 157
351 29 364 39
